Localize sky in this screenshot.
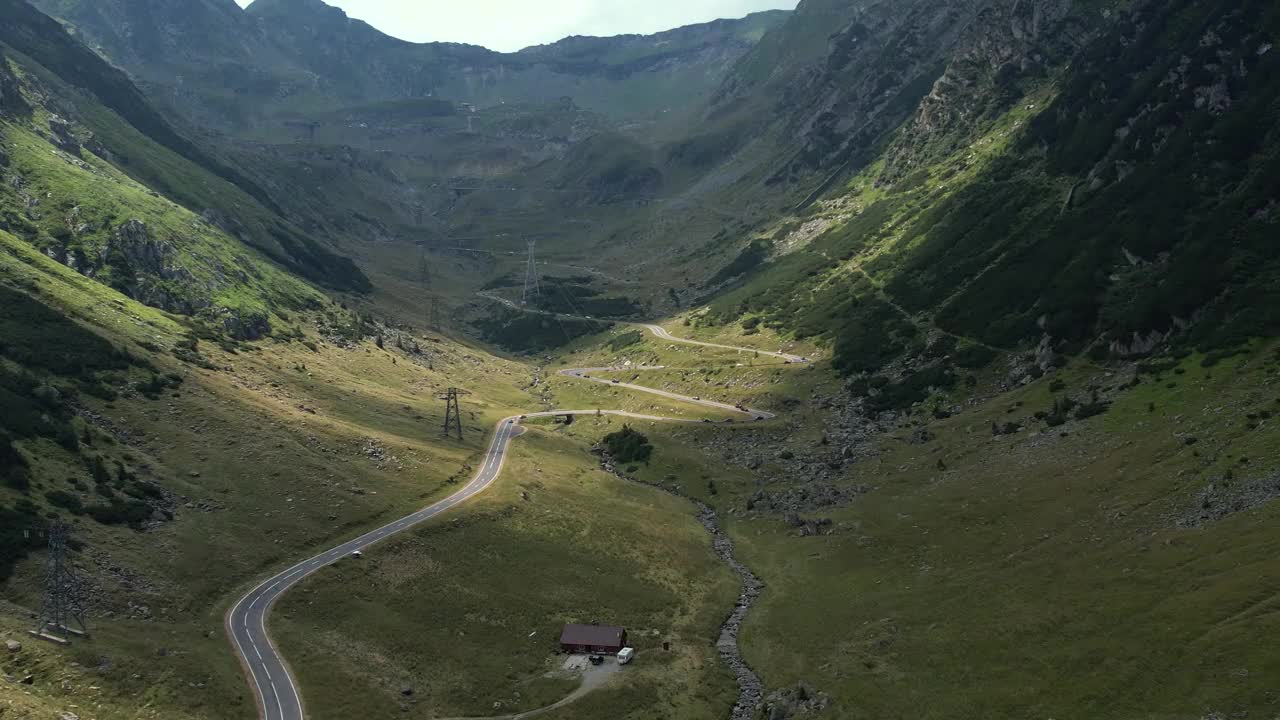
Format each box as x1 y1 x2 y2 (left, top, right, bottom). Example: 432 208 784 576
235 0 798 53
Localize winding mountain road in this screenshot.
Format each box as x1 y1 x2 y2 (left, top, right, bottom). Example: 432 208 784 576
227 317 806 720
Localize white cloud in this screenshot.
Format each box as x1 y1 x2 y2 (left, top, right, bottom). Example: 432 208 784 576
236 0 796 52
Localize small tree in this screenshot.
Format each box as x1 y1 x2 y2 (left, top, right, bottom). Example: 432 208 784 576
603 425 654 464
90 456 111 485
0 433 30 490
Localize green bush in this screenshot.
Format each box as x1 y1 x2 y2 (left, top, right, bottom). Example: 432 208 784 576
953 344 999 369
45 489 84 515
86 498 152 529
1074 392 1111 421
603 425 654 464
1042 397 1078 428
0 432 30 490
866 366 956 413
831 297 917 376
607 330 645 352
0 503 42 581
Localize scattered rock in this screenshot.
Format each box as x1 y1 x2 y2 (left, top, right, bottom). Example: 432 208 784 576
5 639 20 653
598 453 764 719
764 682 830 719
1177 472 1280 527
908 427 934 445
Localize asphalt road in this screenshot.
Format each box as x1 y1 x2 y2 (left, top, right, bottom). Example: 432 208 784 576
227 318 808 720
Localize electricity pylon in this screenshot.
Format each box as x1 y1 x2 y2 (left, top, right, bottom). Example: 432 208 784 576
32 521 88 643
521 239 541 306
438 388 470 439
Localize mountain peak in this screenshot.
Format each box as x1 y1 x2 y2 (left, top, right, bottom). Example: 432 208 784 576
245 0 348 19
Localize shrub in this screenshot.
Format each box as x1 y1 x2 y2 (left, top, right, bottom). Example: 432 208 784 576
0 503 42 581
607 330 645 352
954 344 998 369
89 456 112 485
45 489 84 515
56 425 80 452
1043 397 1078 427
603 425 654 464
0 433 30 491
866 366 956 413
86 498 152 529
1074 391 1111 421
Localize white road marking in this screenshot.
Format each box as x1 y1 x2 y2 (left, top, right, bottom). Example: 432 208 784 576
228 319 805 719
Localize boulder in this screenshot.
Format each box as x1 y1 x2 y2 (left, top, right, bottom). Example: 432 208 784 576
4 639 19 653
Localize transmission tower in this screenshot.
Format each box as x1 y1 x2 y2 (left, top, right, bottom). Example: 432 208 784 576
437 388 470 439
428 295 441 331
521 239 541 306
32 521 88 644
418 247 431 287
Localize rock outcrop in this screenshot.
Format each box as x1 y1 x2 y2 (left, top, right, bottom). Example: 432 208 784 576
0 50 28 117
107 219 208 315
47 114 82 154
878 0 1084 183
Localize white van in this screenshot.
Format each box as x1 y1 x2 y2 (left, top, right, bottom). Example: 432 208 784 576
617 647 635 665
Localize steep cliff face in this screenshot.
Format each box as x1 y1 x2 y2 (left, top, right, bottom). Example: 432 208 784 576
707 0 986 187
877 0 1088 183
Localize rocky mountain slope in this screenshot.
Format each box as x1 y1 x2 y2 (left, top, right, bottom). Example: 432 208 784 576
698 0 1280 377
3 0 1280 718
0 0 370 294
31 0 789 133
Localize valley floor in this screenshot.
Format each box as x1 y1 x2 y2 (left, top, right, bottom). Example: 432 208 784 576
5 267 1280 720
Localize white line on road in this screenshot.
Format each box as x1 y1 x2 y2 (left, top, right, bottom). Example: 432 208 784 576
227 317 808 720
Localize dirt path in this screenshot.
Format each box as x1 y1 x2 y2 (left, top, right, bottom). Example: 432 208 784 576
437 661 621 720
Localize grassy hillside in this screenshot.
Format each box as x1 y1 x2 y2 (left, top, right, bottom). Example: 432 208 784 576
524 318 1280 719
0 217 545 718
274 427 738 720
0 0 370 293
